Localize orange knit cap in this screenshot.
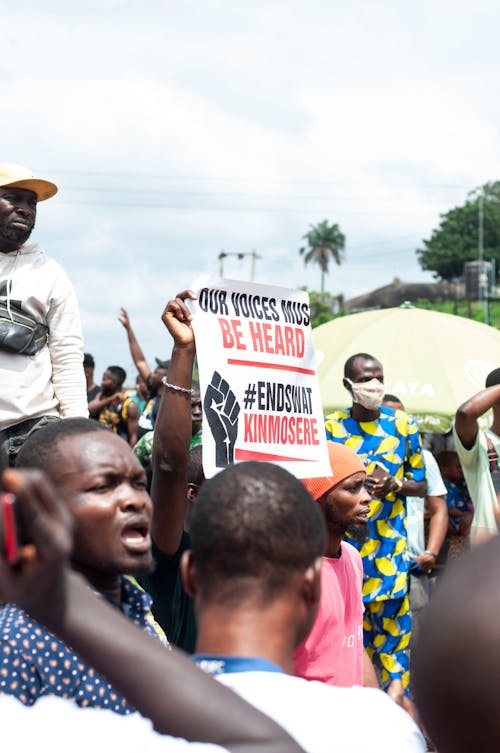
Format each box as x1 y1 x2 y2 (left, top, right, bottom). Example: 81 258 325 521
302 442 366 500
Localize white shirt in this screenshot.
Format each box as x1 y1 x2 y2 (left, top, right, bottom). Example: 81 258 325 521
0 243 87 429
453 425 500 542
0 695 228 752
217 671 425 753
406 449 447 558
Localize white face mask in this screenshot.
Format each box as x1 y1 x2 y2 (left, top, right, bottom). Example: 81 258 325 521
346 377 385 411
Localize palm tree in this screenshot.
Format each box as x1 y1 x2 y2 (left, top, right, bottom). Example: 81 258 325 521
299 220 345 292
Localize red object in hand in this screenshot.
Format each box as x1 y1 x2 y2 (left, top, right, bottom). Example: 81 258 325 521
1 491 22 564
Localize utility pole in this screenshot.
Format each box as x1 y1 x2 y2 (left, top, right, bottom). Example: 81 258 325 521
478 190 490 325
218 250 226 277
217 250 262 281
249 249 259 282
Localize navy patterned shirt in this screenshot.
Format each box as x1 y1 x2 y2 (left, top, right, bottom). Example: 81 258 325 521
0 577 167 713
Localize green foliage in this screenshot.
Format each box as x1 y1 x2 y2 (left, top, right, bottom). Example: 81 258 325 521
414 298 500 329
417 182 500 281
301 287 346 328
299 220 346 292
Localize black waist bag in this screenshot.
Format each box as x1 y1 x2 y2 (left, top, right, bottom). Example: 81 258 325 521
0 301 49 355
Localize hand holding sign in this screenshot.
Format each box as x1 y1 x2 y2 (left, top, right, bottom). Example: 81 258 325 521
204 371 240 467
188 279 331 479
161 289 197 346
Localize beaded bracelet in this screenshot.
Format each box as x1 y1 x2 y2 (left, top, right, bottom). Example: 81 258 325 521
161 376 193 395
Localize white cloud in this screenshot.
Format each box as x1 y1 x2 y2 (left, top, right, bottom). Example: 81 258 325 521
2 0 500 369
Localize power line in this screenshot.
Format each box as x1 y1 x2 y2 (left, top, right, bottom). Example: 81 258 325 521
270 235 423 263
39 167 474 191
53 199 440 215
59 185 461 205
348 234 421 250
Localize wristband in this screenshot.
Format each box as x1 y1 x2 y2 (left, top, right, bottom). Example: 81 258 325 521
392 476 403 492
161 376 192 395
423 550 437 559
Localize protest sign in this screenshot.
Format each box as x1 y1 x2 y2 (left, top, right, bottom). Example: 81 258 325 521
187 278 331 479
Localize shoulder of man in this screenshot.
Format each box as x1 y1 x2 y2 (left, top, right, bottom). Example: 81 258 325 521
17 245 77 302
339 540 364 576
0 602 62 656
340 538 363 560
121 395 134 419
218 674 425 751
325 407 351 421
325 409 353 440
386 406 420 436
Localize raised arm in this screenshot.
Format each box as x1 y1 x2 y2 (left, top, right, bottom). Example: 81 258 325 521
118 307 151 383
150 291 197 556
0 469 303 753
126 399 139 447
455 384 500 450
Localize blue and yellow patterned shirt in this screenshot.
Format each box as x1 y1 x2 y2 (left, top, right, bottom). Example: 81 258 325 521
0 577 167 713
325 406 425 602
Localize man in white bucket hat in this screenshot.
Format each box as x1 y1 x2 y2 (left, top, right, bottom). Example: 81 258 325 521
0 163 87 468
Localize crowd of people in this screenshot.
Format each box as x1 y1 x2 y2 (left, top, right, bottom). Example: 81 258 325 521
0 163 499 753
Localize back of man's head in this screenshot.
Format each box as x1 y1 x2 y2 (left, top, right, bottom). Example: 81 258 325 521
414 538 500 753
16 417 109 480
83 352 95 370
486 367 500 388
189 461 326 606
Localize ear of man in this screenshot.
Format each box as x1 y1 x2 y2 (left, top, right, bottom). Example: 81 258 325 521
301 557 322 608
295 557 322 646
187 483 199 502
342 377 353 395
180 549 197 597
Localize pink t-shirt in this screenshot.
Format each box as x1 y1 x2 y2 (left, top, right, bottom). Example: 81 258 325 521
293 541 364 687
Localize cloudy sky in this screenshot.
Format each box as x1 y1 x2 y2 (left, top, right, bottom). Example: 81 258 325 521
3 0 500 378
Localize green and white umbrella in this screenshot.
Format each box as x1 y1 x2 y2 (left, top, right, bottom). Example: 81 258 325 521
313 306 500 433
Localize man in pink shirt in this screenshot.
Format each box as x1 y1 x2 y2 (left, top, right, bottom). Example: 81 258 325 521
294 442 375 687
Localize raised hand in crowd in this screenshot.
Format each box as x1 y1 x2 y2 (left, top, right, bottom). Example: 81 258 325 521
118 306 151 384
149 290 197 557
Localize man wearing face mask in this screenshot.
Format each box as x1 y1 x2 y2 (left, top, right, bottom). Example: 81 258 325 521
325 353 426 705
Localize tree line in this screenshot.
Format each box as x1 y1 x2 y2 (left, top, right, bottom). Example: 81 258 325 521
298 181 500 293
